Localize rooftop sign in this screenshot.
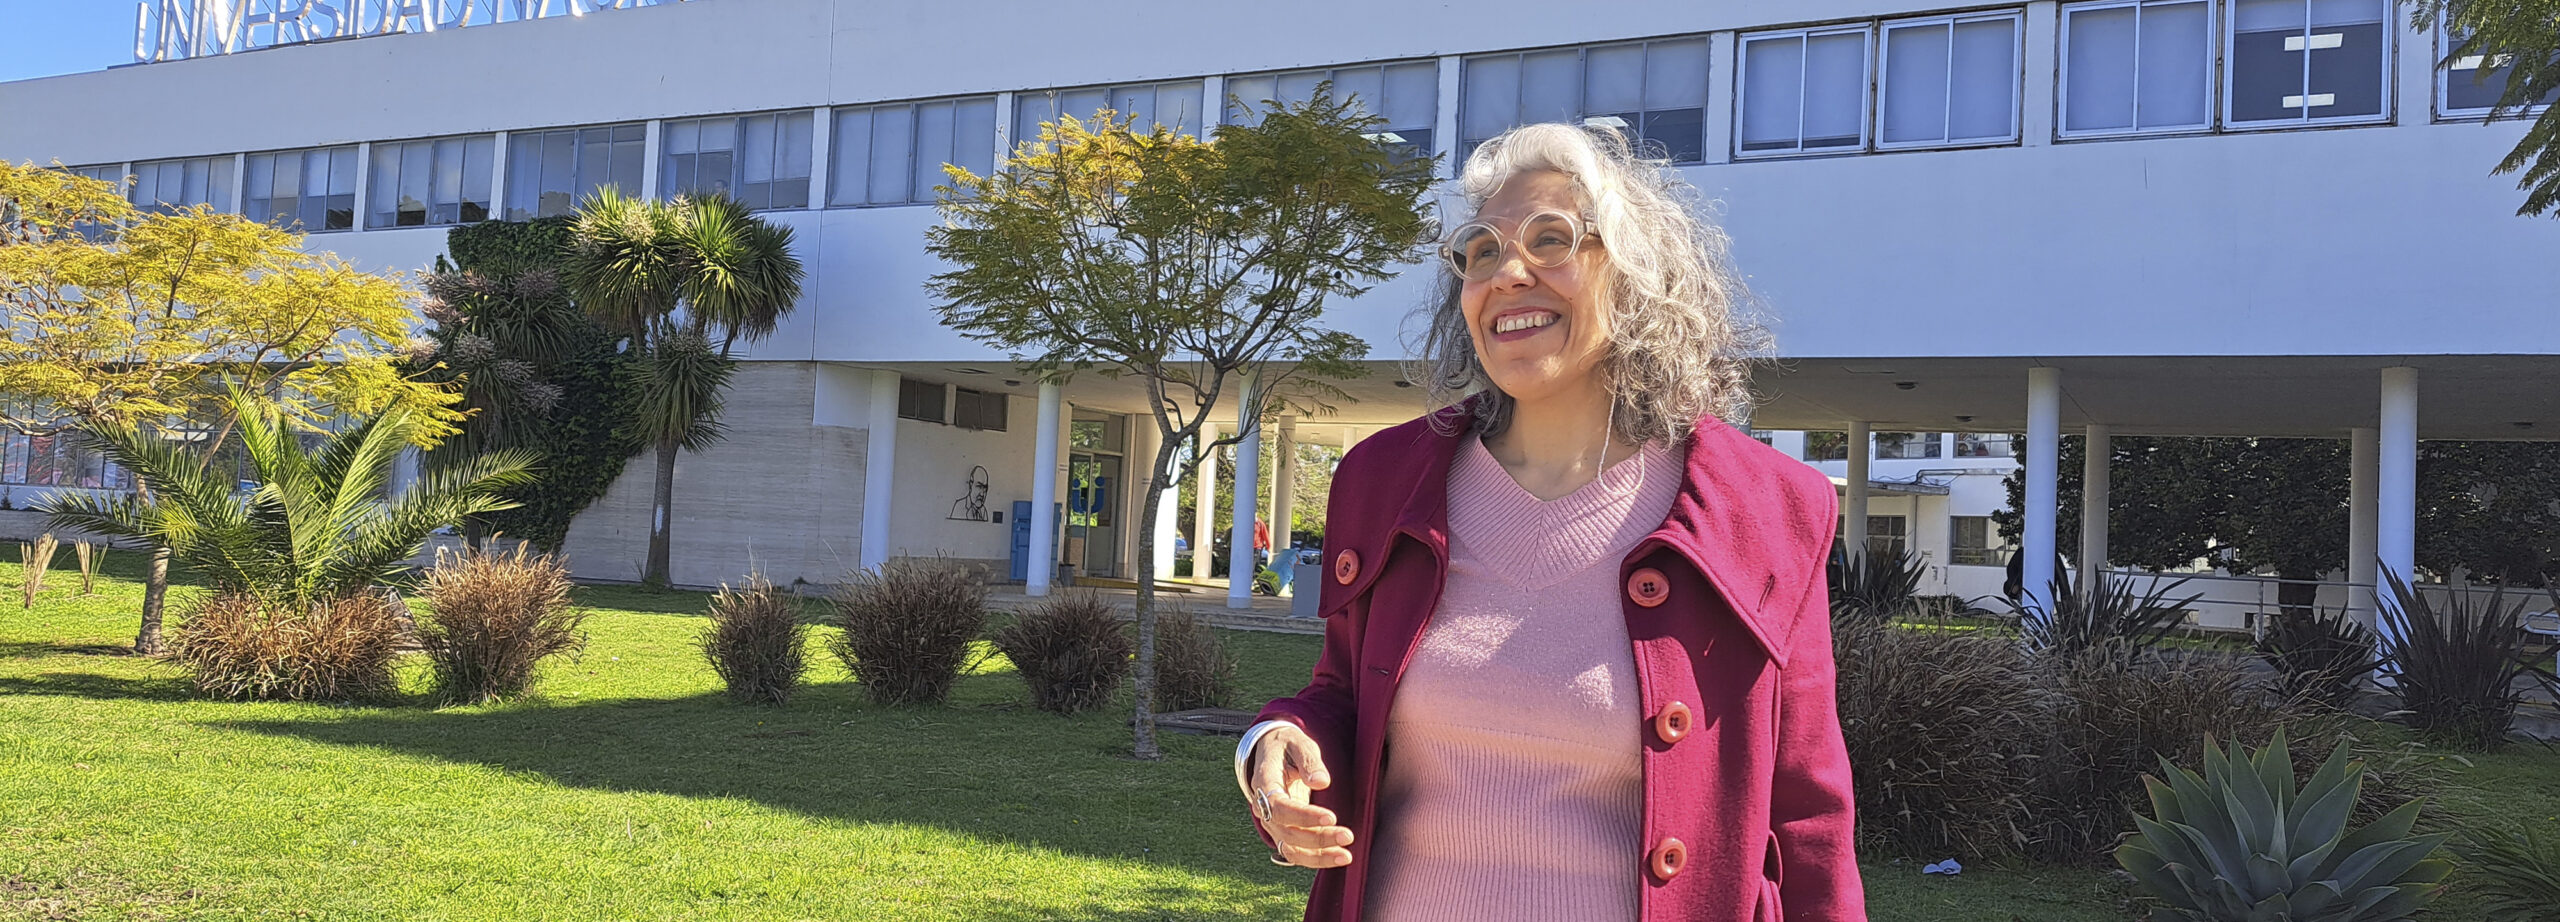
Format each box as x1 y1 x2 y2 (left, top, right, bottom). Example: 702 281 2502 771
132 0 696 64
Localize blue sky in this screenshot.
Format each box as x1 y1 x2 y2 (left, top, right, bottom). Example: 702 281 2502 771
0 1 145 83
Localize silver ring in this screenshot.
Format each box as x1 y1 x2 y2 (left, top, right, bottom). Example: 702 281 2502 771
1270 849 1292 866
1253 787 1274 821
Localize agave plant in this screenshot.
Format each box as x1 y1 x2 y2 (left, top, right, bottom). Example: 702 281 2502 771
2117 731 2450 922
2376 569 2560 751
1828 543 1928 624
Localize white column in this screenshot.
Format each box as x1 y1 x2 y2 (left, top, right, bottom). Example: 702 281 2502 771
2348 427 2380 629
2021 1 2059 147
2080 424 2111 594
859 369 899 572
1432 55 1462 172
2023 367 2063 622
1704 31 1738 164
1190 427 1217 583
807 106 833 209
1843 422 1871 563
1272 421 1298 593
2376 368 2419 645
1027 381 1063 596
350 142 372 231
489 131 512 220
639 119 663 200
1227 373 1262 609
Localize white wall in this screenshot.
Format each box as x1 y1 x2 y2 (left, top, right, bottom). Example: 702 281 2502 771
885 393 1039 572
7 0 2553 368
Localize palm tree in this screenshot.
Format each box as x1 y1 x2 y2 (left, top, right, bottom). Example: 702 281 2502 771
562 190 804 588
37 386 536 609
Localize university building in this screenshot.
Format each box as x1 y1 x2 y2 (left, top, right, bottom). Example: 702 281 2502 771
7 0 2558 628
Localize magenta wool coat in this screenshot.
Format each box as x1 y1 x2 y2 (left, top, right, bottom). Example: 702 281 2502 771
1254 410 1866 922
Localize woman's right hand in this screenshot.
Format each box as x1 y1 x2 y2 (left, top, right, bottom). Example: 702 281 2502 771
1246 722 1355 868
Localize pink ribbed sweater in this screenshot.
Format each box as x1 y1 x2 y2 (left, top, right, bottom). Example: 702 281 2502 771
1362 434 1682 922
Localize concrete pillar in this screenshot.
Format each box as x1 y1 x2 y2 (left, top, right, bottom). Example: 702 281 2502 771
1272 421 1298 594
1026 381 1063 596
1228 373 1262 609
2348 427 2379 629
1844 422 1871 563
1191 427 1217 583
2080 424 2111 594
2023 367 2062 622
859 369 899 573
2376 368 2419 646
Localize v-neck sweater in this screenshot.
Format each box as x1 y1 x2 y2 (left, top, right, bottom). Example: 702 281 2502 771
1362 433 1683 922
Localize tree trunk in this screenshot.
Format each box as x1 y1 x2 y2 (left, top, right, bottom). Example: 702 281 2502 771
2276 570 2320 622
134 545 170 655
644 435 678 589
1131 434 1180 761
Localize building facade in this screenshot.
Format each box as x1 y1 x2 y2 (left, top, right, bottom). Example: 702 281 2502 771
7 0 2559 623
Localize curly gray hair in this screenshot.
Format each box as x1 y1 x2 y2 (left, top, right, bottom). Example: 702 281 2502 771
1408 123 1770 446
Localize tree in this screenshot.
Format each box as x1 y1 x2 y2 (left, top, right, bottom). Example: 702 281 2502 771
2413 2 2560 216
413 217 643 552
561 191 804 589
0 161 463 651
37 386 533 609
929 90 1436 759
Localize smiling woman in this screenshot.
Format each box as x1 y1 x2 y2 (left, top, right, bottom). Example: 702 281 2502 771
1239 123 1863 922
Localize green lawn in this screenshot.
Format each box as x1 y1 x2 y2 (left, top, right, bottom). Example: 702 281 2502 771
1 552 2550 920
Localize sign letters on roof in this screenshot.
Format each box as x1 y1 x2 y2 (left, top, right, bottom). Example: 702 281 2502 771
132 0 695 64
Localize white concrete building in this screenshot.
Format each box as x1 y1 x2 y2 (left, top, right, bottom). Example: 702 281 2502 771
7 0 2559 624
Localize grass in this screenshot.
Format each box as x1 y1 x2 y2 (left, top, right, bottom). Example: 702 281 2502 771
1 550 2552 920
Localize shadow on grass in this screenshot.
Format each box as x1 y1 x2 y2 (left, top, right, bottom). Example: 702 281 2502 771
0 671 194 701
215 678 1285 883
0 639 140 659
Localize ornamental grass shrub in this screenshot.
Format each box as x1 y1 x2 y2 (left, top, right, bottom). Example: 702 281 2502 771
1830 618 2037 860
2022 647 2300 864
169 593 405 701
831 558 987 706
702 575 810 706
1151 605 1236 712
991 591 1132 715
415 545 589 704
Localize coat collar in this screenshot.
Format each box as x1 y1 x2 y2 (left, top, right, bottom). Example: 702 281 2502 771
1363 405 1826 667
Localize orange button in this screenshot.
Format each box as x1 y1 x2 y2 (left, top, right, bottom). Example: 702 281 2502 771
1627 567 1670 608
1655 701 1694 744
1334 549 1361 585
1649 837 1688 882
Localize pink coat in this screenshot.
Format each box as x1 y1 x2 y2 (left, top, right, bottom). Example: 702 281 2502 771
1255 410 1866 922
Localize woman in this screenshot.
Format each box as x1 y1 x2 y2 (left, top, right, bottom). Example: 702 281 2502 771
1235 123 1864 922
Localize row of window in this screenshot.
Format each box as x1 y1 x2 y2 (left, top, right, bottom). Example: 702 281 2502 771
1790 430 2019 461
1 431 133 492
896 378 1010 432
65 4 2545 232
1842 514 2020 567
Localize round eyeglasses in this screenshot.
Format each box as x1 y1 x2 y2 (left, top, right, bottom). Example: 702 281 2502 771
1439 210 1597 282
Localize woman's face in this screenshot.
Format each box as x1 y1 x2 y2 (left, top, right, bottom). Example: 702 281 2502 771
1458 170 1613 407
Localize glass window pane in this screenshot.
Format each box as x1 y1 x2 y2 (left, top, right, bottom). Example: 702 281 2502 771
1740 36 1806 151
1014 94 1057 150
913 100 955 199
953 98 996 178
330 147 357 195
1461 55 1521 142
402 142 432 225
577 130 610 197
742 115 776 184
2309 0 2381 27
1586 44 1645 115
1157 81 1201 133
831 107 871 206
1276 71 1324 109
701 117 737 153
1519 49 1582 124
2232 0 2309 121
869 104 914 204
1333 66 1385 117
2138 2 2211 128
206 158 233 210
1226 74 1276 124
1113 85 1157 130
614 124 644 143
462 136 493 221
1804 31 1868 149
2306 16 2386 118
2066 5 2138 132
609 130 643 195
1883 23 1952 144
182 159 211 207
1384 61 1437 129
540 132 575 217
302 150 330 198
1949 18 2017 141
1060 88 1109 125
667 120 699 155
246 154 276 219
367 144 399 227
780 112 813 182
507 136 542 220
1645 38 1710 110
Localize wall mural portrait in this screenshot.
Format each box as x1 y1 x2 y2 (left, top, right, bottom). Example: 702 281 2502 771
948 464 991 521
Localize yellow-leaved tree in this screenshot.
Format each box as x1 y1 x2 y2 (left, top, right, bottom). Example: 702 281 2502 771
0 160 462 653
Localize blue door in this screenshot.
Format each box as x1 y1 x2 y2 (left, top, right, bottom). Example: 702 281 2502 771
1008 501 1064 581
